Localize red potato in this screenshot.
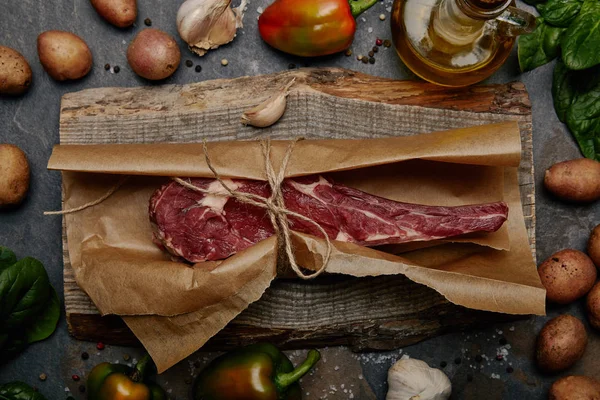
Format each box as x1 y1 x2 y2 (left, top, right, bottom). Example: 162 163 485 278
544 159 600 203
90 0 137 27
127 29 180 80
538 249 597 304
37 31 92 81
549 376 600 400
536 315 587 373
588 224 600 267
0 46 32 95
586 283 600 331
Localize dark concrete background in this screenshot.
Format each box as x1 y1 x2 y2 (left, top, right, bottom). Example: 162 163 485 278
1 0 598 399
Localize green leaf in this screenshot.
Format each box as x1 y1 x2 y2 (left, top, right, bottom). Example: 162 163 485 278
24 287 60 343
0 248 17 272
518 19 567 72
0 258 51 331
537 0 582 27
552 60 577 121
561 0 600 70
0 382 48 400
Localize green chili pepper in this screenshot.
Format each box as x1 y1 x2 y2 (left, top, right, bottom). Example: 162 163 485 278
193 343 321 400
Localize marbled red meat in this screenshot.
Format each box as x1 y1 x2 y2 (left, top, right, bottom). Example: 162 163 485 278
149 175 509 263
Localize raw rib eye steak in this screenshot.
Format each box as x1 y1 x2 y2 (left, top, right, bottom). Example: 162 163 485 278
149 175 509 263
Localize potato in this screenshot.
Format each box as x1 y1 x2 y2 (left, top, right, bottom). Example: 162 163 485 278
0 144 30 208
0 46 32 95
37 31 93 81
586 282 600 331
90 0 137 28
549 376 600 400
588 224 600 267
127 29 180 80
536 314 587 373
544 159 600 203
538 249 597 304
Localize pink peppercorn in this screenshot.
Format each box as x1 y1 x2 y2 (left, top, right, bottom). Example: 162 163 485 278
72 375 80 381
376 38 383 46
96 342 105 350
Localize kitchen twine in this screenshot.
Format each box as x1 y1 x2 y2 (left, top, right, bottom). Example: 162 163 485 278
44 138 331 280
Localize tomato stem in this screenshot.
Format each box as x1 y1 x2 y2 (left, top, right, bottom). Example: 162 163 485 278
349 0 378 17
275 350 321 389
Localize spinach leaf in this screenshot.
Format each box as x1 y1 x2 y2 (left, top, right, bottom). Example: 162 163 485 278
537 0 582 27
566 68 600 159
24 287 60 343
0 382 48 400
518 19 567 72
552 60 577 122
0 258 51 331
0 248 16 272
561 0 600 70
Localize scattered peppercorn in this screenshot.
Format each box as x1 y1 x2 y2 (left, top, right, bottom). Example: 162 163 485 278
96 342 105 350
221 59 229 66
79 385 86 393
361 57 368 64
104 63 110 71
195 65 202 72
38 373 47 381
440 361 447 368
369 57 375 64
357 55 364 61
496 354 504 361
81 352 89 360
185 60 193 68
368 51 374 57
475 354 483 363
499 338 507 345
72 375 80 382
345 49 353 56
379 13 386 21
383 39 392 47
467 374 473 382
454 357 462 365
372 46 379 53
123 354 131 361
288 63 296 69
184 377 193 385
113 66 120 74
376 38 383 46
506 366 514 373
144 18 152 26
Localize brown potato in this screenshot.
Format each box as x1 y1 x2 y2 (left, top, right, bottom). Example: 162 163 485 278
0 46 32 95
37 31 93 81
127 29 180 80
586 282 600 331
0 144 30 208
549 375 600 400
588 224 600 267
90 0 137 28
536 315 587 373
544 159 600 203
538 249 597 304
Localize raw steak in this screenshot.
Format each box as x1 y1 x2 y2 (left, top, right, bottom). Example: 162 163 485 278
149 175 509 263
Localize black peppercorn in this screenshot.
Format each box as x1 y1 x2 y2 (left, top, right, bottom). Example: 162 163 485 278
372 46 379 53
368 57 375 64
104 64 110 71
195 65 202 72
185 60 193 68
113 66 120 73
361 57 368 64
144 18 152 26
383 39 392 48
368 50 374 57
81 352 89 360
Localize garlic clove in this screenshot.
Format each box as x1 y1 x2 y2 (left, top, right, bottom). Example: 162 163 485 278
176 0 247 56
241 79 295 128
386 356 452 400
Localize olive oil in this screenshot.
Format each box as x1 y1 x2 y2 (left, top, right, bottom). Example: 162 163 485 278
391 0 533 86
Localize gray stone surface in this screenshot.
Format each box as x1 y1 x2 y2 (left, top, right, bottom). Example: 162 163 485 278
1 0 599 399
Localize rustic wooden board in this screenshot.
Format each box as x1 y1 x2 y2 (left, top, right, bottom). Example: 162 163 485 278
60 68 534 349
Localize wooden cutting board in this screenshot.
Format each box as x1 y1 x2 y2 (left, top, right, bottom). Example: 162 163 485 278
61 68 534 349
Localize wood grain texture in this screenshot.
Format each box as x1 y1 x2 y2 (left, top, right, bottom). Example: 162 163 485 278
60 68 535 348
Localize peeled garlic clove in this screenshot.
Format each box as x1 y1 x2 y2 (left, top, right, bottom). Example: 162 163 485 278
176 0 247 56
386 356 452 400
241 79 295 128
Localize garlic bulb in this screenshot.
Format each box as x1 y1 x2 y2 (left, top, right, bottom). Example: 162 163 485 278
386 356 452 400
241 79 295 128
176 0 247 56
